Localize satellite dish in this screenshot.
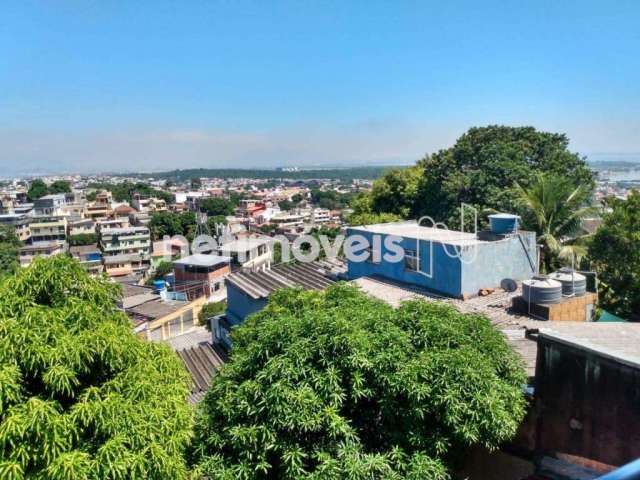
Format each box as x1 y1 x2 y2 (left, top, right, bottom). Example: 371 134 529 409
501 278 518 292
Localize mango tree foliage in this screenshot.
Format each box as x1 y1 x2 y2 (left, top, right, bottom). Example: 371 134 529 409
192 284 527 479
0 256 193 479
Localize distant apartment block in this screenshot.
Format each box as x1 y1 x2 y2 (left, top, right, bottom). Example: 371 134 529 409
0 213 31 242
99 226 151 277
219 236 272 271
29 216 68 244
33 194 66 216
19 241 65 267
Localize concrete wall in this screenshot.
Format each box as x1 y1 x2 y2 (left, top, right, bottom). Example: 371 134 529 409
533 336 640 467
460 231 537 297
225 282 267 324
346 229 536 298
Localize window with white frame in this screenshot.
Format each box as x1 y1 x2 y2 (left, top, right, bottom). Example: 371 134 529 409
404 249 418 271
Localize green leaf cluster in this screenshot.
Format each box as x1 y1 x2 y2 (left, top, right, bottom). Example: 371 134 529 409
588 191 640 320
0 256 193 479
192 284 527 479
364 126 594 226
0 226 21 277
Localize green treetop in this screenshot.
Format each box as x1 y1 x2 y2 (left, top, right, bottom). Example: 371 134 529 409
588 191 640 320
0 256 193 479
191 284 527 479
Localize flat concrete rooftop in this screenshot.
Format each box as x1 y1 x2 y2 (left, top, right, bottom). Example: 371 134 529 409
350 221 489 246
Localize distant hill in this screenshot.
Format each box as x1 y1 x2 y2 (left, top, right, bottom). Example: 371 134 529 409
589 160 640 171
123 166 403 182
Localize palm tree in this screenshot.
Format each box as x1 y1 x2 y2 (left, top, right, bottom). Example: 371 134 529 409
515 173 598 273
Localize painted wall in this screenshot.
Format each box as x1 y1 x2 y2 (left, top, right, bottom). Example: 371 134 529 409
460 231 536 296
224 282 267 324
345 228 462 297
346 229 536 298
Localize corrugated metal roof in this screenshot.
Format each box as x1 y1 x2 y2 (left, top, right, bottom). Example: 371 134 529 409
167 328 227 404
226 261 339 299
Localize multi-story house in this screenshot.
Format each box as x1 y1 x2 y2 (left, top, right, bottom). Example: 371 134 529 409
18 241 66 267
84 190 113 219
33 194 66 216
173 254 231 301
0 213 31 242
99 226 151 277
218 236 272 271
29 216 67 244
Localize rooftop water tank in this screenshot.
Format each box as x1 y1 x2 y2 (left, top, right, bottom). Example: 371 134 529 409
522 275 563 304
152 279 166 292
488 213 520 235
549 268 587 297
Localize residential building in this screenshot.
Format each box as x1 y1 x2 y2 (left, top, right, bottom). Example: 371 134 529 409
68 218 96 237
218 236 272 271
96 217 130 232
103 253 147 277
132 193 168 213
0 214 31 242
269 212 305 229
84 191 113 219
33 194 66 216
18 241 65 267
29 216 67 244
346 219 537 299
99 226 151 276
173 254 231 301
99 226 150 257
69 244 103 275
215 261 340 346
120 283 207 341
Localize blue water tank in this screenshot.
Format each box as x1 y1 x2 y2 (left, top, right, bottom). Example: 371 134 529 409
153 280 166 292
488 213 520 234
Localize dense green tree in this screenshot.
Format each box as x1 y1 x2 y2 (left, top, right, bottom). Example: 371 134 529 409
200 197 234 217
0 256 193 479
414 126 594 225
369 164 423 218
310 190 355 210
152 260 175 280
88 181 174 205
191 284 527 479
278 200 294 211
26 179 48 201
588 191 640 320
48 180 72 194
515 174 598 272
198 301 226 326
67 233 98 246
347 211 402 226
149 211 197 241
0 226 21 275
191 178 202 189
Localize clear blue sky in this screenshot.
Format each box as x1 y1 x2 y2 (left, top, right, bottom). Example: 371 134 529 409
1 1 639 173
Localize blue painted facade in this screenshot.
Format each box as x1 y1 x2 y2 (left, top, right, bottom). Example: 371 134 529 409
225 282 267 324
346 227 536 298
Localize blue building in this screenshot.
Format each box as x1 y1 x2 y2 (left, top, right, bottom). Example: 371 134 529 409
213 261 340 347
346 219 536 299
